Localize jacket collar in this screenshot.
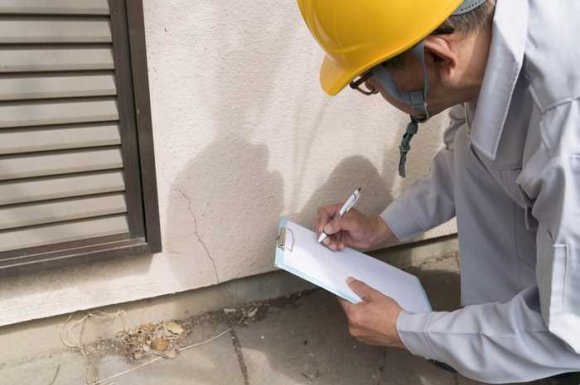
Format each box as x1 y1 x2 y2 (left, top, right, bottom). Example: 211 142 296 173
470 0 529 160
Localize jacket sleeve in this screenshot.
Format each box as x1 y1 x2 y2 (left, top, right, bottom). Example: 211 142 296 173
396 104 580 383
380 105 464 241
397 286 580 383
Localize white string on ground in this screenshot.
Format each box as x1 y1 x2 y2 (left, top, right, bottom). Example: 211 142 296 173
60 310 131 385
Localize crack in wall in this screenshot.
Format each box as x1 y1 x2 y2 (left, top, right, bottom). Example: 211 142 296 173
229 327 250 385
175 188 220 284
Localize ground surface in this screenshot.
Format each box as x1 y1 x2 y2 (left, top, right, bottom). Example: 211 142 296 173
0 255 568 385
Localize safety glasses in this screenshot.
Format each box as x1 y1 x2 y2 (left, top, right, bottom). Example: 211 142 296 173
349 70 379 95
349 24 455 97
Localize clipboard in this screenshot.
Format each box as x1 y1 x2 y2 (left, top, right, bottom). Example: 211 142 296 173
275 218 431 313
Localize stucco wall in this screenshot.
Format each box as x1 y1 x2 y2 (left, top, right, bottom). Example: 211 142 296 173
0 0 455 326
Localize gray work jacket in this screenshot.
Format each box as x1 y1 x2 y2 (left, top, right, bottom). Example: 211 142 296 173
381 0 580 382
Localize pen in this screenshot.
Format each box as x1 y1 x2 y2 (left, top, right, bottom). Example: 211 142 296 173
318 187 362 244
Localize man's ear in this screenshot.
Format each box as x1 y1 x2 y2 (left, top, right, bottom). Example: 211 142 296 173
424 35 458 86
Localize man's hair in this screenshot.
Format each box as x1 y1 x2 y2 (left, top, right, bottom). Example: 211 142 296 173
383 0 496 69
439 0 495 35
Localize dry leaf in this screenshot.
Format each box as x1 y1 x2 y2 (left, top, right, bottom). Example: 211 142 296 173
166 322 184 336
151 338 169 352
247 307 258 319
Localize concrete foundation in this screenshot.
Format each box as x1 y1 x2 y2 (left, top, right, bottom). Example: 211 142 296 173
0 236 457 364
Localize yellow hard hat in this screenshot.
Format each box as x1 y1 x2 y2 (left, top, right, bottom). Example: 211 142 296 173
298 0 464 95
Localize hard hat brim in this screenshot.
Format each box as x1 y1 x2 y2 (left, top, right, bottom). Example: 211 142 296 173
320 55 351 96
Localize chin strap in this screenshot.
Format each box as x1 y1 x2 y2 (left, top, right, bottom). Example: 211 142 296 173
372 2 485 177
398 117 420 178
371 41 431 177
453 0 487 15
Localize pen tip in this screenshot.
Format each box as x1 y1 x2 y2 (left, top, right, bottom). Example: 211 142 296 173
357 187 362 192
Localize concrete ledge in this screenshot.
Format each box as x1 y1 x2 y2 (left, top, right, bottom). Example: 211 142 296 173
0 235 457 364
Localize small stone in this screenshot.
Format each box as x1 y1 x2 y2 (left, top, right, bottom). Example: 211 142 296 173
301 369 322 381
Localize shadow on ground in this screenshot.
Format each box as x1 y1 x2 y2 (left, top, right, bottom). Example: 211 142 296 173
229 265 461 385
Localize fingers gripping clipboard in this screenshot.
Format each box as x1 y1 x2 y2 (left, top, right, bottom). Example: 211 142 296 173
274 218 431 313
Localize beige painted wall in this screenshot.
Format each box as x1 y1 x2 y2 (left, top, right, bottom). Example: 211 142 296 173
0 0 455 327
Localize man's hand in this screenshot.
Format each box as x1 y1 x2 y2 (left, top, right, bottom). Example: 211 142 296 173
339 277 405 349
315 204 397 251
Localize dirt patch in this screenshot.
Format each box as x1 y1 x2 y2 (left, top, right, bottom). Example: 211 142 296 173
105 289 318 363
116 321 185 361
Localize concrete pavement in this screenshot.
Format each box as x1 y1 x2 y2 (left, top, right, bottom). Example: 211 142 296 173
0 255 561 385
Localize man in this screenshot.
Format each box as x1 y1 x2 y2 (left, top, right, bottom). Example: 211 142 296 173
299 0 580 383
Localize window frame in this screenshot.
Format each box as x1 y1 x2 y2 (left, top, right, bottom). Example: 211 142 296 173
0 0 161 275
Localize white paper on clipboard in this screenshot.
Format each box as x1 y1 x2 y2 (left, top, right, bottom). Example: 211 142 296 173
274 218 431 313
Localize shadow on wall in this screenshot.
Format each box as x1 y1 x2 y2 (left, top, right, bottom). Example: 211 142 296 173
159 0 434 287
162 0 444 295
162 0 297 285
289 114 444 247
165 137 284 285
288 155 392 230
158 1 449 383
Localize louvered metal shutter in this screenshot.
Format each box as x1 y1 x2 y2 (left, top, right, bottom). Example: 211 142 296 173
0 0 160 271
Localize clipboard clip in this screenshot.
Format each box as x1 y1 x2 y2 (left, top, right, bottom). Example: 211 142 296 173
276 226 295 252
